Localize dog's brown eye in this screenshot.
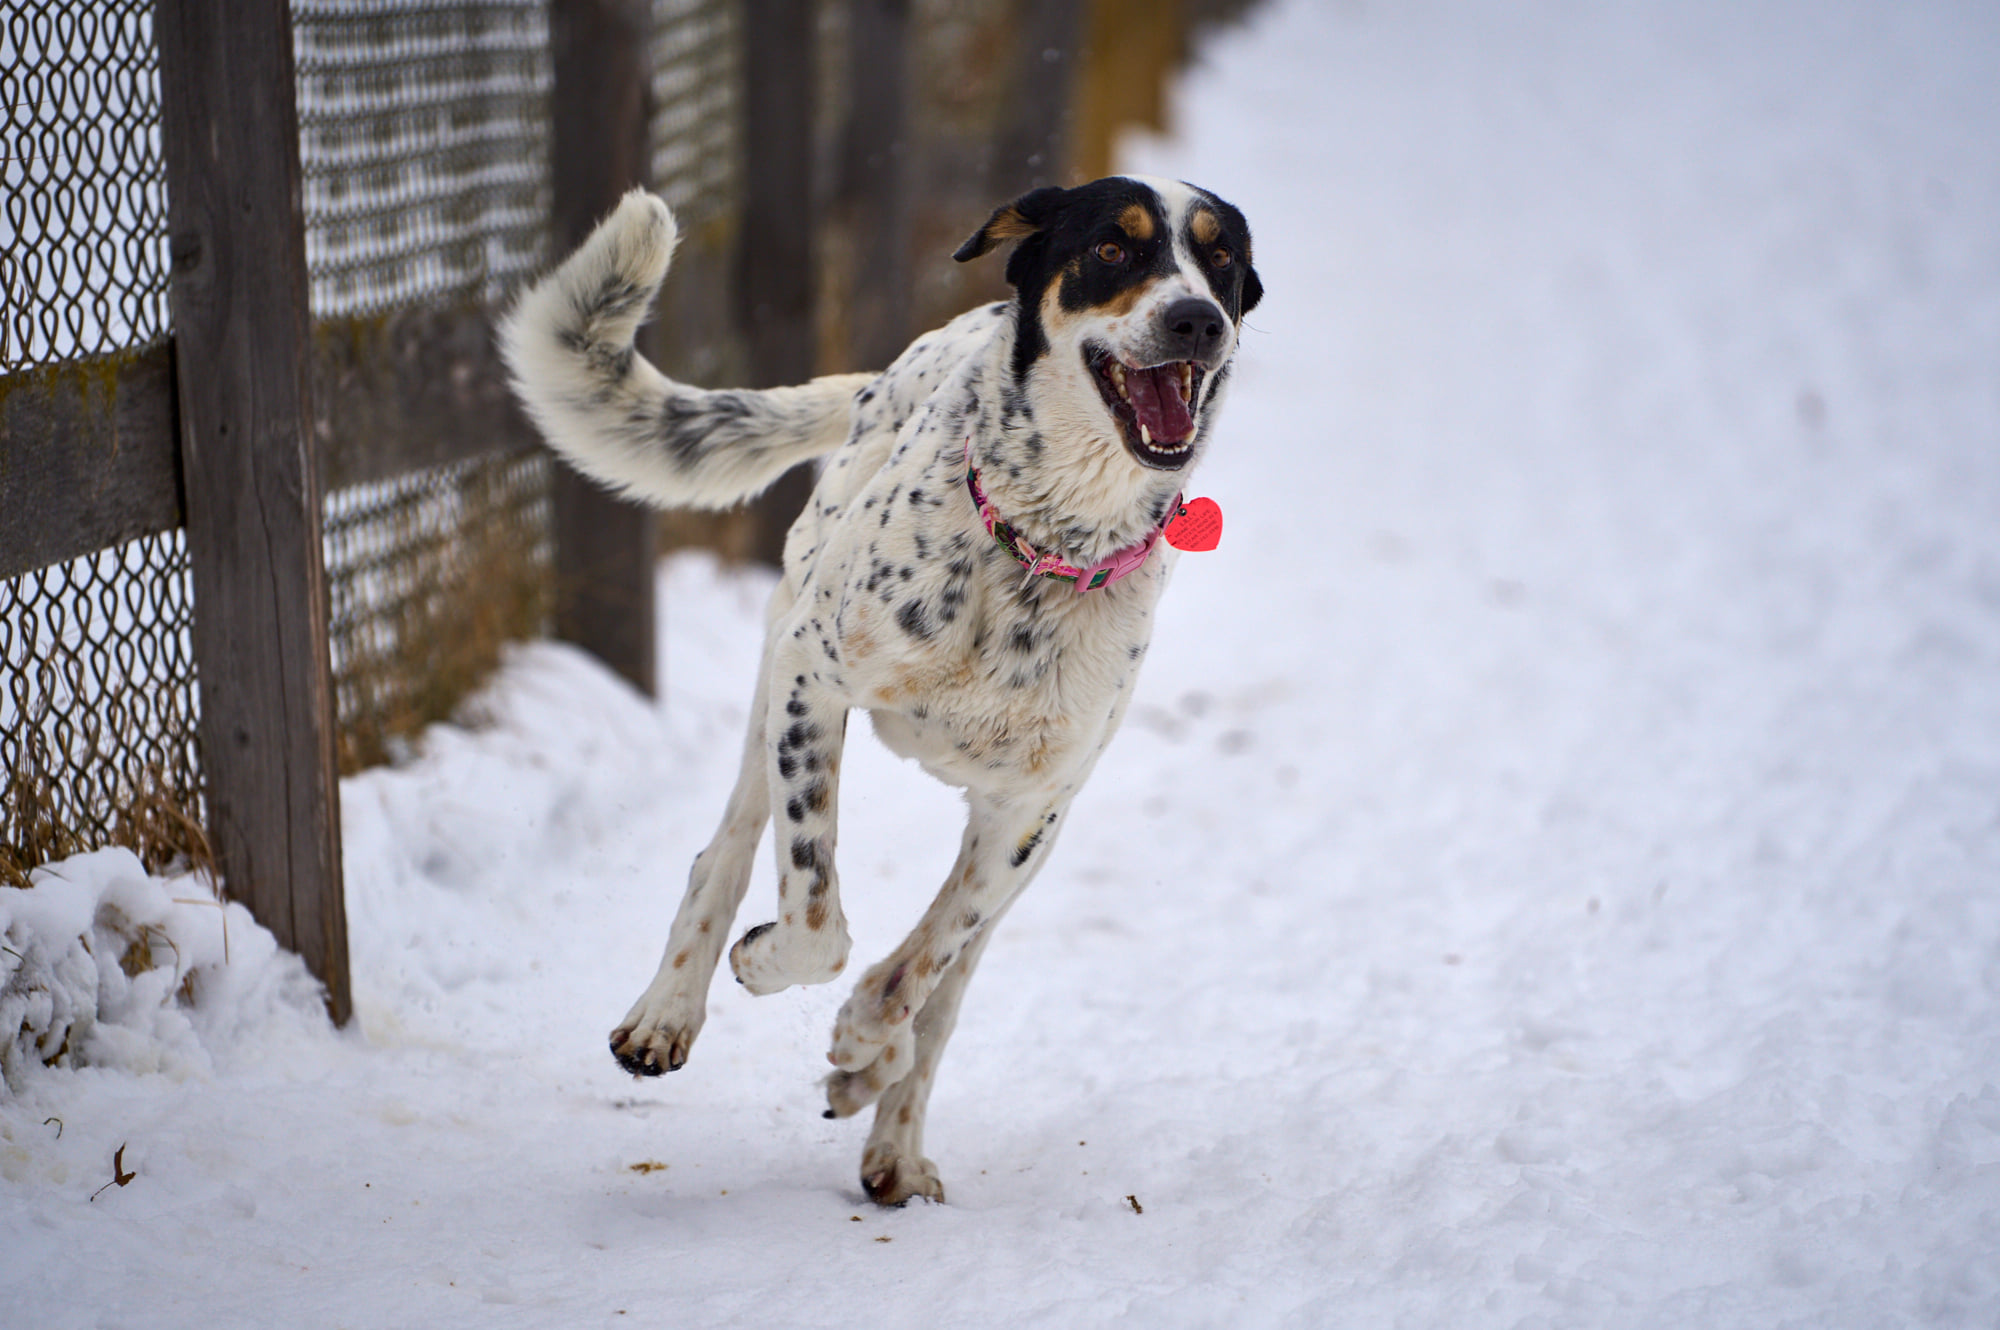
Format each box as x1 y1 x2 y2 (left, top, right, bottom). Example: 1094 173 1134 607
1094 241 1125 264
1209 247 1233 269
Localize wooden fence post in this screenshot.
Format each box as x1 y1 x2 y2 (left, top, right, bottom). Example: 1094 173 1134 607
739 0 819 567
550 0 659 697
154 0 350 1023
834 0 913 372
997 0 1085 192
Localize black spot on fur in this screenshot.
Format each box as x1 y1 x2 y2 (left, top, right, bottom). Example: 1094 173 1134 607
897 599 933 641
656 390 755 459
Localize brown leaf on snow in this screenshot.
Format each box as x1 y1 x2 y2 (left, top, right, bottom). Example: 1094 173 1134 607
90 1144 136 1202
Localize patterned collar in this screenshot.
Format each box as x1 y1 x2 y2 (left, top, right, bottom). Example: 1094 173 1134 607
962 437 1177 593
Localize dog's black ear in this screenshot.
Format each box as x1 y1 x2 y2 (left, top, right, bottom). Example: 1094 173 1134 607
1240 261 1264 315
952 186 1067 263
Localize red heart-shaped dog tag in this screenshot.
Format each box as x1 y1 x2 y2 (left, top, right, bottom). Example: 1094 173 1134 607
1164 496 1223 552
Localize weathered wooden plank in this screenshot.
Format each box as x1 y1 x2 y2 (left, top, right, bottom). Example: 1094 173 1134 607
0 347 181 581
311 305 541 493
154 0 350 1024
739 0 820 567
0 303 537 585
548 0 658 698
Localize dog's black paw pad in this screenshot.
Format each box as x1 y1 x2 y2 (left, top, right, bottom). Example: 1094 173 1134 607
612 1045 663 1077
731 921 777 984
610 1031 686 1076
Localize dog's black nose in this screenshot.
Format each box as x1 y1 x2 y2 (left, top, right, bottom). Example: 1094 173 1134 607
1159 297 1228 365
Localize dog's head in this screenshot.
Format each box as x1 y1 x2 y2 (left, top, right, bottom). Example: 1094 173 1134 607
955 176 1262 473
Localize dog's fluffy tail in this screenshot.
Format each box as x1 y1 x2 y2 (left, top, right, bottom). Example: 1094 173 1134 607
498 189 873 510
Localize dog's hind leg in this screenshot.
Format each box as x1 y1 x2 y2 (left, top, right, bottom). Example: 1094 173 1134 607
609 587 792 1075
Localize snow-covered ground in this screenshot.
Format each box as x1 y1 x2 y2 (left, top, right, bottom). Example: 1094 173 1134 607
6 0 2000 1324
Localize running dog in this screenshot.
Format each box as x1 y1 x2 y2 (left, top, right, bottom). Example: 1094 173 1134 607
500 175 1261 1205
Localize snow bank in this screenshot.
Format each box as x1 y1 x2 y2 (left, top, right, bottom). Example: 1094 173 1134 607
0 850 323 1095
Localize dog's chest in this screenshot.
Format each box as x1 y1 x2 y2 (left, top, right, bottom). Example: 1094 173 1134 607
841 563 1155 792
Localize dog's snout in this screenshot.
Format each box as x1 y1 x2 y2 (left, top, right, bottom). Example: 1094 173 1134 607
1159 297 1228 365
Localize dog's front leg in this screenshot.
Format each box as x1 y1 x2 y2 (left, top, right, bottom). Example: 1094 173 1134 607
839 894 1013 1206
728 638 854 995
824 792 1072 1153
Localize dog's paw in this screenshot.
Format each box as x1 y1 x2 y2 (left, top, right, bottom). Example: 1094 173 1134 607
610 1024 692 1076
827 988 918 1081
608 988 704 1075
861 1146 944 1207
728 920 850 996
822 1060 899 1118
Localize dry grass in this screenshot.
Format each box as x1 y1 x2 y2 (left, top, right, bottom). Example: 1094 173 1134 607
331 458 553 775
1 738 213 890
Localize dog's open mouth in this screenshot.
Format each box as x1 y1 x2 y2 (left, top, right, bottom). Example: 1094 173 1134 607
1087 346 1205 470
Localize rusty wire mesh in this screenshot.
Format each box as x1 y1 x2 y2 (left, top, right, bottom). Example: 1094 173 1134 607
0 0 204 885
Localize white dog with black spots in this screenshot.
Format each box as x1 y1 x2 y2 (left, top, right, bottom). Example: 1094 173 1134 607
500 173 1261 1205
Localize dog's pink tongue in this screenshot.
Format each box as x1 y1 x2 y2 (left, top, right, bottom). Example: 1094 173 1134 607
1124 365 1193 443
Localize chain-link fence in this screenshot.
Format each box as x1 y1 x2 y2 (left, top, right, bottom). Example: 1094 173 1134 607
650 0 737 228
295 0 560 772
0 0 203 886
294 0 552 320
0 531 206 885
3 0 746 883
324 451 553 773
0 0 171 373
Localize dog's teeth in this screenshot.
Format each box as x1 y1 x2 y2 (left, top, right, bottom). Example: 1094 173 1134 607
1111 362 1128 400
1139 422 1152 447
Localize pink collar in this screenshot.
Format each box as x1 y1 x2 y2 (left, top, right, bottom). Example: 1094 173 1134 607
962 438 1176 593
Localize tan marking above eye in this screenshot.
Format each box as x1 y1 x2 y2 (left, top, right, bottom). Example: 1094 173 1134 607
1189 208 1221 245
1117 203 1156 241
1094 240 1125 264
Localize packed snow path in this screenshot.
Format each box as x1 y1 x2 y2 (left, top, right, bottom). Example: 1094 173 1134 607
5 1 1998 1325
